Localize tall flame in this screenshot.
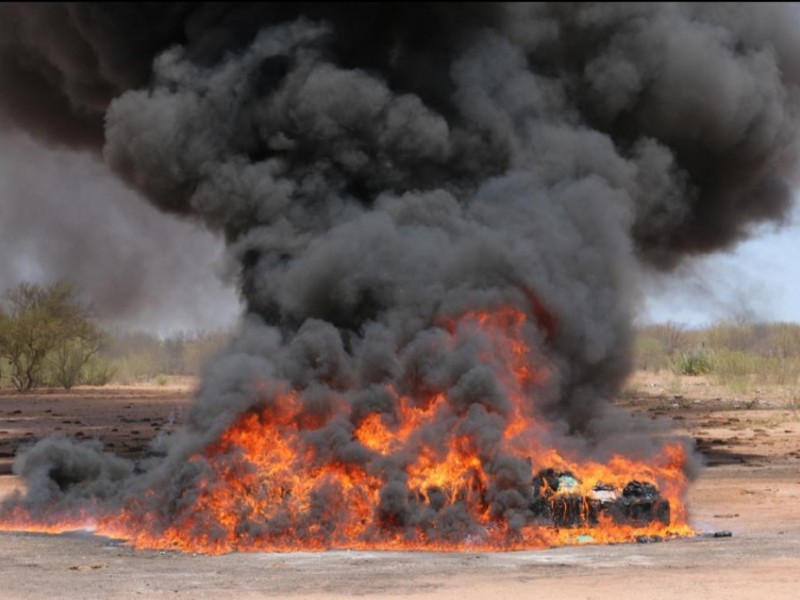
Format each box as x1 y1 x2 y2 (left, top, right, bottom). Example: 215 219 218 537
0 307 693 552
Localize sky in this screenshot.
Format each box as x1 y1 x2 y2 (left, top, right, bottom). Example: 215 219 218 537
640 201 800 328
1 132 798 336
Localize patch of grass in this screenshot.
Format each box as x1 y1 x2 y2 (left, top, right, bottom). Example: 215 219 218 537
155 374 169 387
710 349 757 389
636 322 800 397
671 349 713 376
711 350 800 388
635 334 670 372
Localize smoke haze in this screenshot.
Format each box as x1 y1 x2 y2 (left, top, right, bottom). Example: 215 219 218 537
0 131 241 334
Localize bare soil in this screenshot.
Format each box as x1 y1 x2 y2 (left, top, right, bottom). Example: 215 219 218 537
0 373 799 600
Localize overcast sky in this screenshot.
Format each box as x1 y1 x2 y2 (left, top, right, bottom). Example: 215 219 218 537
1 132 798 336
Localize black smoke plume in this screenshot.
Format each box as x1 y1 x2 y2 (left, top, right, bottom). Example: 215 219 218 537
2 3 799 545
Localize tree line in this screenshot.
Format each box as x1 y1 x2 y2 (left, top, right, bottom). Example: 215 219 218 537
0 281 230 391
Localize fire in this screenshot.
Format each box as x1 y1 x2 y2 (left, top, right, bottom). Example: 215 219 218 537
0 306 694 553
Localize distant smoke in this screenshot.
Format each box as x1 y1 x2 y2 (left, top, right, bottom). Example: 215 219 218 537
2 3 800 543
0 131 240 334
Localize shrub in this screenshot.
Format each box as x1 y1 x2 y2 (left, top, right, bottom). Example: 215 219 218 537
0 281 101 391
671 348 713 376
81 357 116 386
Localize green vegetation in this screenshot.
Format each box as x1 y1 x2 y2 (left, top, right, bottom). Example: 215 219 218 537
635 320 800 390
671 348 713 376
0 280 231 391
0 281 103 390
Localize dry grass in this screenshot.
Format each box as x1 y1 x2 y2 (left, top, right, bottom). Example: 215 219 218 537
635 321 800 399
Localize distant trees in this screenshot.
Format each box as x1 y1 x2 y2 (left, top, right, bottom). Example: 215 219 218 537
0 280 232 391
0 281 103 391
102 329 230 384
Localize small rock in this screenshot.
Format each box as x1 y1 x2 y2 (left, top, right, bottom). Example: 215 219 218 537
712 530 732 538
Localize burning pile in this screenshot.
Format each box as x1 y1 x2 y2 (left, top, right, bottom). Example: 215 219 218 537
1 3 800 553
530 472 670 530
2 308 692 552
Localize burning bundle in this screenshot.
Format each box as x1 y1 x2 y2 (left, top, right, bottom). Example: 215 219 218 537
1 3 800 552
530 470 670 529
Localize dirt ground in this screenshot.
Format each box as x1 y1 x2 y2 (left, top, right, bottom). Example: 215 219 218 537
0 373 798 599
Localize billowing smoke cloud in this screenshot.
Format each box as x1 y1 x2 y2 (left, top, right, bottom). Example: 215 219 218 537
2 3 800 546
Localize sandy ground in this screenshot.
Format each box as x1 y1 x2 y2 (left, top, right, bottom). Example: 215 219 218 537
0 373 799 599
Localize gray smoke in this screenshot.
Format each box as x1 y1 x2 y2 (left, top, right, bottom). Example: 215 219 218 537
0 131 240 333
2 3 800 546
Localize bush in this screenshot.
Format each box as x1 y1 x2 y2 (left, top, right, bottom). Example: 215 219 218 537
0 281 102 391
81 357 116 386
671 349 713 376
0 282 234 389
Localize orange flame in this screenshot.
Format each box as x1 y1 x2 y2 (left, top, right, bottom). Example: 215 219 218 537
0 306 694 553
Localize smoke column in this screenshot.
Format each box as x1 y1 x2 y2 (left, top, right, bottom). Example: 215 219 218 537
2 3 800 546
